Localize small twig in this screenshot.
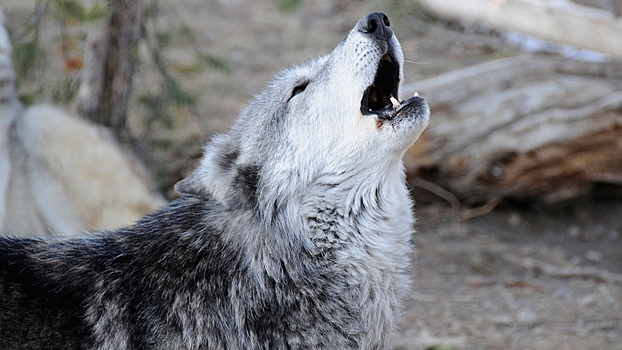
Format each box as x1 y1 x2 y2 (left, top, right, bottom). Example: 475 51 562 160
411 177 461 211
505 256 622 285
460 196 502 221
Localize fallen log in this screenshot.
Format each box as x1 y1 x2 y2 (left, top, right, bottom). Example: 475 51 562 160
402 55 622 204
416 0 622 59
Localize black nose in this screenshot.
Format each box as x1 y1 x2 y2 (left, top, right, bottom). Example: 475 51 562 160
356 12 392 39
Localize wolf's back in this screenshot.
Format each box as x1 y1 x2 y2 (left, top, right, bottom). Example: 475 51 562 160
0 238 92 349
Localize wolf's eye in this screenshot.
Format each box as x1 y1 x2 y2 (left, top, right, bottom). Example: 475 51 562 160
291 82 309 98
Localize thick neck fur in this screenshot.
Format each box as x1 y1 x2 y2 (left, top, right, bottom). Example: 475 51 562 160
175 138 414 349
227 152 415 347
300 164 414 346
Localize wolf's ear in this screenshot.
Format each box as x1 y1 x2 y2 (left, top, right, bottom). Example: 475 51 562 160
174 136 239 200
174 171 210 198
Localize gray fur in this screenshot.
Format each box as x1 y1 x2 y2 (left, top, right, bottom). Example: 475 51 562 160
0 12 429 349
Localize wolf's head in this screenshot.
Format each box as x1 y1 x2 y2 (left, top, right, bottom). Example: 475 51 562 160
176 13 429 221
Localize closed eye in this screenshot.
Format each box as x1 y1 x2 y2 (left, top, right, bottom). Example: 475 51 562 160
290 81 309 99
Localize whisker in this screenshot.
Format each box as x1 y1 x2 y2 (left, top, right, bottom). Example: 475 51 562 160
404 59 431 65
403 66 419 73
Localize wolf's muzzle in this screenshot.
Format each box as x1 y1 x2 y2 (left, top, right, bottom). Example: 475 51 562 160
358 12 401 120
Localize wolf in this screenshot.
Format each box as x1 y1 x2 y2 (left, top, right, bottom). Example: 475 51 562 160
0 12 429 349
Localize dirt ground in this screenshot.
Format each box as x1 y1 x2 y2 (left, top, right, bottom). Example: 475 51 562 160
4 0 622 349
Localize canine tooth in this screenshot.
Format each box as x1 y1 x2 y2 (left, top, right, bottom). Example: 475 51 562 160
413 91 419 97
390 97 399 108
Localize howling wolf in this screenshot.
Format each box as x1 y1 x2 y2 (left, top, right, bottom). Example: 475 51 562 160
0 12 429 349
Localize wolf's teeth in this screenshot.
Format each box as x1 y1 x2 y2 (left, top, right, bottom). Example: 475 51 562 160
413 91 419 97
390 97 399 108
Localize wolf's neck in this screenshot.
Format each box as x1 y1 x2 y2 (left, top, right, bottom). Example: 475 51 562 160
299 165 414 346
243 160 415 258
296 164 414 243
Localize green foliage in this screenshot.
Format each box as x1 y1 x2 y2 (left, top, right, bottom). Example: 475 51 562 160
18 92 37 106
200 54 230 74
12 40 44 81
157 24 231 76
162 25 195 46
137 77 197 132
155 31 174 48
162 78 197 106
83 3 108 21
51 77 79 104
11 0 107 105
50 0 86 22
49 0 108 22
176 25 194 42
426 346 455 350
274 0 304 12
137 94 174 129
175 53 230 75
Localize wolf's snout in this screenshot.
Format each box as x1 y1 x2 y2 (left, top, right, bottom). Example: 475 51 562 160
356 12 393 39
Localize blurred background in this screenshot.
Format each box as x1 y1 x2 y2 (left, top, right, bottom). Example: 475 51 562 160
1 0 621 348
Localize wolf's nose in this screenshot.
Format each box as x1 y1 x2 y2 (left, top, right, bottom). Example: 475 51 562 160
357 12 392 39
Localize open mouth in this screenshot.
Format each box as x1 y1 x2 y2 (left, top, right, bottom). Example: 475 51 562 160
360 53 400 120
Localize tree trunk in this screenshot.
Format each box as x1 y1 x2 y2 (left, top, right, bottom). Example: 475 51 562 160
77 0 142 141
402 55 622 204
